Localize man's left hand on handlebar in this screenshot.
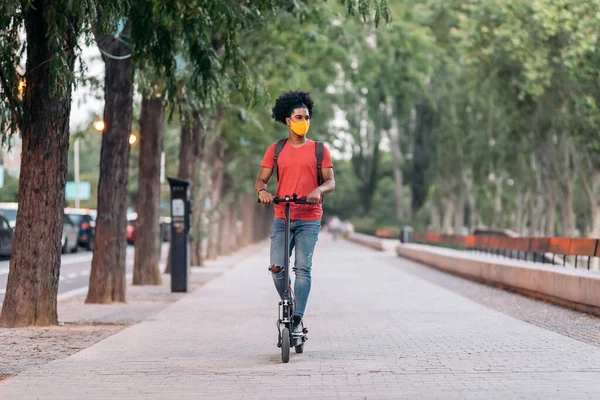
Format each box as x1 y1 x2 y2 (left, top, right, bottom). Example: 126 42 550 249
306 187 323 204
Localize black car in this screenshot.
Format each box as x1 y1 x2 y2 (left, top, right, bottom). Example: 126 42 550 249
0 212 14 257
64 208 96 251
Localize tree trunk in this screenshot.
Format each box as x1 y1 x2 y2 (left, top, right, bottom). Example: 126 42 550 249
188 111 223 265
252 202 263 241
221 202 233 255
411 100 436 217
590 198 600 239
428 203 441 232
207 145 225 260
0 5 77 327
442 195 456 234
240 196 257 247
190 158 210 266
86 24 134 304
559 181 576 236
178 113 201 181
491 180 503 228
463 173 479 230
165 112 201 273
522 212 530 236
227 201 239 254
261 203 272 239
515 191 524 234
515 189 530 235
530 193 544 237
133 98 164 285
386 117 404 220
453 192 465 235
218 201 231 256
546 193 557 237
580 172 600 268
530 153 544 237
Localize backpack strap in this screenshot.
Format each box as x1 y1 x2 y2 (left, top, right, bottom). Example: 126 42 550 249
315 141 324 186
273 138 288 182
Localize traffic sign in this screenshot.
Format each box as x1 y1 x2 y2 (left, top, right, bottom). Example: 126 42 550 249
66 182 91 200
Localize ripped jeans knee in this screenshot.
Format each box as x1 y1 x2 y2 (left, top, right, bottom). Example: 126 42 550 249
270 264 283 274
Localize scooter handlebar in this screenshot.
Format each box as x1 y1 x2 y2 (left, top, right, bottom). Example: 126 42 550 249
257 194 310 204
274 197 308 204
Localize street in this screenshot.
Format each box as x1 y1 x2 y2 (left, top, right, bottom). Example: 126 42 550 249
0 244 168 304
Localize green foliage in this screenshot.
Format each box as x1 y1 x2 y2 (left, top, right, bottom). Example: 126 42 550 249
349 216 401 237
0 0 126 140
349 216 378 235
323 159 362 218
410 0 600 236
0 172 18 202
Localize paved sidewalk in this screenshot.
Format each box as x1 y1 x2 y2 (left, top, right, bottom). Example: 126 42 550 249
2 237 600 399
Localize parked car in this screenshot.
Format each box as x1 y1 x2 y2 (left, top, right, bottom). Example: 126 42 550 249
0 212 14 257
160 216 171 242
0 202 18 228
64 208 96 251
125 214 171 245
62 214 80 254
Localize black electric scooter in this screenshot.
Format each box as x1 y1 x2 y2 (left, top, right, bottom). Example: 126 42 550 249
259 193 309 363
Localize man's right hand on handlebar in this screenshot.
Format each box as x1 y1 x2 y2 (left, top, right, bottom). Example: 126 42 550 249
258 189 274 204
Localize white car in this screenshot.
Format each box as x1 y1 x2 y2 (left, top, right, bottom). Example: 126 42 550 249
0 203 79 254
0 202 18 228
0 212 14 257
61 214 79 254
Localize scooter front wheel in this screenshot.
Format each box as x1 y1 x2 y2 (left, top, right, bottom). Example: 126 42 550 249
281 327 291 363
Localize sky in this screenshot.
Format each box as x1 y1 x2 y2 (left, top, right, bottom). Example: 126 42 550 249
70 44 105 132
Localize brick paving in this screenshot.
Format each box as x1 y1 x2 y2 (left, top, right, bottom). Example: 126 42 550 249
2 237 600 399
384 253 600 348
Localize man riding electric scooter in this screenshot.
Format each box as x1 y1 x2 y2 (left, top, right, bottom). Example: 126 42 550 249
256 90 335 358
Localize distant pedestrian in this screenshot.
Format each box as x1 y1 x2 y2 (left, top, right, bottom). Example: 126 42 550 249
328 216 342 240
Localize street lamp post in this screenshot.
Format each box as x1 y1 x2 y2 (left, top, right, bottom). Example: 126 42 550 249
74 138 80 209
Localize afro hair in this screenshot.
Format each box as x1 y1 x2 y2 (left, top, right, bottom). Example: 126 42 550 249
271 90 315 125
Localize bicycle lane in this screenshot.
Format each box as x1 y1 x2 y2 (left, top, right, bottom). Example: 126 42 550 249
2 236 600 399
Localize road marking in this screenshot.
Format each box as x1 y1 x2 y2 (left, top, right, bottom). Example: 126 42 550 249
67 272 78 279
0 245 157 271
80 270 90 276
60 256 94 266
0 289 5 295
57 273 133 301
56 287 88 301
0 255 93 274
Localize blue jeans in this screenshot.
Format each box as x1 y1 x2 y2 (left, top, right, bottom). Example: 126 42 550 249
270 218 321 318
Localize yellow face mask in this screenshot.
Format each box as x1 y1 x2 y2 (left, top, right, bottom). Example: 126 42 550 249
289 120 310 136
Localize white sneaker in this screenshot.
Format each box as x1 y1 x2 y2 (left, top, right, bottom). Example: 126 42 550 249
292 316 303 336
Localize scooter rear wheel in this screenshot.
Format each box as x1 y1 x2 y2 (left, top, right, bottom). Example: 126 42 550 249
281 328 290 363
295 343 304 353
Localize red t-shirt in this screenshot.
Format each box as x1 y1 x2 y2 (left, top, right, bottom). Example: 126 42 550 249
261 140 333 220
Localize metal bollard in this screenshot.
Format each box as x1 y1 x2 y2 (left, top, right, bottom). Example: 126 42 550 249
400 226 413 243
